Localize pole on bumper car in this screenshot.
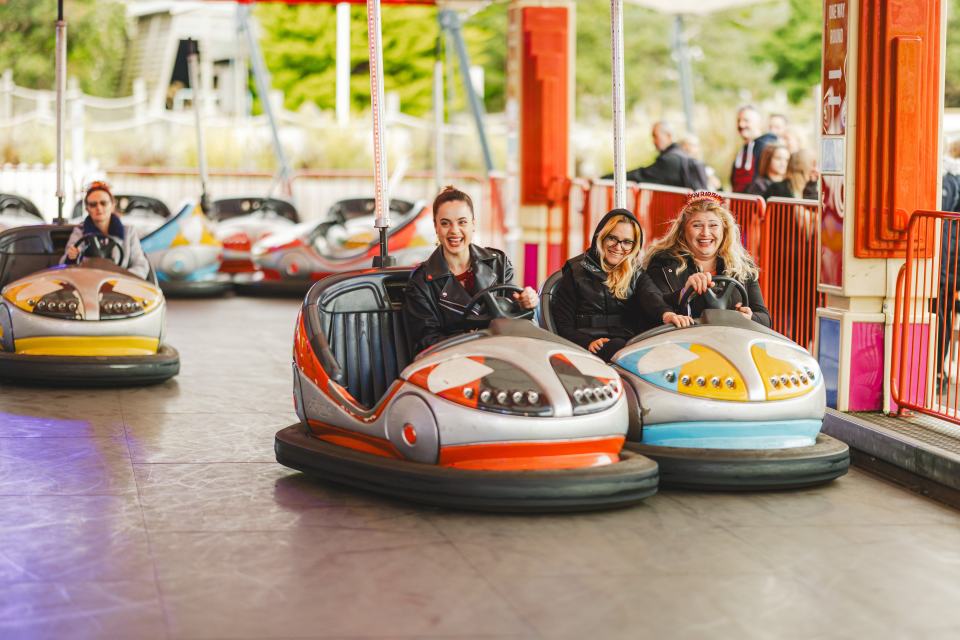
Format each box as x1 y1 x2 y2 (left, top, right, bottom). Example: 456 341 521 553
186 39 211 214
610 0 627 210
55 0 67 225
367 0 395 268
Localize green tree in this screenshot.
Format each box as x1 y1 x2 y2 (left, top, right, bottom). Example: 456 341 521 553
0 0 126 96
754 0 822 104
946 0 960 108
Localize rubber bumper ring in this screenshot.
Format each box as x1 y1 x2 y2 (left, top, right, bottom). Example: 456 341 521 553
275 423 659 512
626 433 850 491
159 279 233 298
0 344 180 387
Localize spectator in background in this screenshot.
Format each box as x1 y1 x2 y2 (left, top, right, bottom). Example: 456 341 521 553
730 105 778 193
608 121 707 190
763 149 819 200
679 134 723 191
745 143 790 197
935 155 960 392
768 113 789 138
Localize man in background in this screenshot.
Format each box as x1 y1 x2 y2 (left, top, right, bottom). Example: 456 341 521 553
612 121 707 190
730 105 778 192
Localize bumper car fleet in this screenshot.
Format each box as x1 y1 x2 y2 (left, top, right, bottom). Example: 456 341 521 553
237 198 434 295
274 270 659 511
540 273 850 490
211 197 300 276
0 224 179 385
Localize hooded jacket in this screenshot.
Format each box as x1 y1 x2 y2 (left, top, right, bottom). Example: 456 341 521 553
646 250 771 327
552 208 672 361
62 214 151 280
403 243 515 354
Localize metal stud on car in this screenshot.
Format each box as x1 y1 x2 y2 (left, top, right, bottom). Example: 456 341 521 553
711 376 720 388
664 370 676 382
479 389 491 403
696 376 706 387
512 391 524 404
725 377 735 388
496 390 508 404
681 375 691 386
463 387 474 400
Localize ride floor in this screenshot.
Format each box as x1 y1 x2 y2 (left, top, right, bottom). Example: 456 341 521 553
2 296 960 639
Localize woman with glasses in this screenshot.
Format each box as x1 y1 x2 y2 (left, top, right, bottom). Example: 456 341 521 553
553 208 691 362
644 192 770 326
62 181 151 279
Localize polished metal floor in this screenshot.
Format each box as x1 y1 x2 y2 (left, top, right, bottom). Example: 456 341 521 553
2 297 960 640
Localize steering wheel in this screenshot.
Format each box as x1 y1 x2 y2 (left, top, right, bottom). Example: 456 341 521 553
678 275 749 312
74 233 125 266
462 283 535 324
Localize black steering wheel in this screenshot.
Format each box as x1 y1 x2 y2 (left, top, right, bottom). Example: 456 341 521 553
74 233 125 266
462 283 535 323
678 275 749 312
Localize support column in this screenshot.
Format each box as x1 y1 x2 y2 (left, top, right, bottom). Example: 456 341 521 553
815 0 945 411
506 1 574 288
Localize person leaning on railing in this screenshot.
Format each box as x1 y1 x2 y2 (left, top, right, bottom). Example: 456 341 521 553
552 208 692 362
643 191 771 327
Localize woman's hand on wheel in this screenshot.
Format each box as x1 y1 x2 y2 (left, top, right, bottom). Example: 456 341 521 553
588 338 610 354
66 245 79 260
684 272 713 294
663 311 693 328
735 303 753 320
513 286 539 309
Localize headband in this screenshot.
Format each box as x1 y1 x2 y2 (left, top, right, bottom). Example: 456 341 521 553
685 191 724 207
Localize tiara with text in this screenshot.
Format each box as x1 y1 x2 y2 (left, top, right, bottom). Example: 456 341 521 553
684 191 724 207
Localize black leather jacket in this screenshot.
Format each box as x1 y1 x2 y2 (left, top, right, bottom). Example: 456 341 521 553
403 244 514 354
646 251 771 327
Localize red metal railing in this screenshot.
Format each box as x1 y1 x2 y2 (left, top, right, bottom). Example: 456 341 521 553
723 192 765 259
759 198 823 351
634 183 691 244
892 210 957 423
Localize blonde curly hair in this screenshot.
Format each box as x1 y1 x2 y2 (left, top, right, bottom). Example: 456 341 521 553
642 198 758 282
595 214 643 300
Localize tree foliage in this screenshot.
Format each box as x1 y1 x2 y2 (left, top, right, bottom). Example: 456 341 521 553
754 0 822 104
946 0 960 108
0 0 126 96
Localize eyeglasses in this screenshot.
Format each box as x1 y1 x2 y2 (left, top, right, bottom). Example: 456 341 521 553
603 234 636 250
86 199 111 208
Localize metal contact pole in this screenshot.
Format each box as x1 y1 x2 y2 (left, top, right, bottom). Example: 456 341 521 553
367 0 394 267
55 0 66 224
610 0 627 209
433 31 445 192
186 39 210 212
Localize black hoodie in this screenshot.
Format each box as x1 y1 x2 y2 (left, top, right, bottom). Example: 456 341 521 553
551 208 671 361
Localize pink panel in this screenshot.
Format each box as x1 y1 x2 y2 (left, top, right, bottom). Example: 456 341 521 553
849 321 885 410
891 322 930 413
523 242 539 289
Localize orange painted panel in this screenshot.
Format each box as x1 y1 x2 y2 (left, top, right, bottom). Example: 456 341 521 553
520 7 569 205
853 0 942 258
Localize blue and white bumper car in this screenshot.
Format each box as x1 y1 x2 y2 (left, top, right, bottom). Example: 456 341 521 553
540 273 849 489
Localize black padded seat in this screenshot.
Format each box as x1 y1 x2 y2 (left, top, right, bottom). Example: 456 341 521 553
538 270 563 333
0 225 76 289
302 268 415 409
0 193 44 221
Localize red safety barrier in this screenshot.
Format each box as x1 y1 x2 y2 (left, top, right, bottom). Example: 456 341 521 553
633 183 691 244
892 210 958 423
758 198 823 351
722 192 765 259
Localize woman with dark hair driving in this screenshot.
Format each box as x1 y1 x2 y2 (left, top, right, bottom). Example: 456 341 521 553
552 208 691 362
62 181 151 280
403 185 538 354
644 192 771 327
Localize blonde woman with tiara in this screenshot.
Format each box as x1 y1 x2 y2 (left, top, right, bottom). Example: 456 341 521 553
644 192 771 326
553 208 692 362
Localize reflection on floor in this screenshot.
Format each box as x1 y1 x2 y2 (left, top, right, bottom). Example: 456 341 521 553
2 296 960 639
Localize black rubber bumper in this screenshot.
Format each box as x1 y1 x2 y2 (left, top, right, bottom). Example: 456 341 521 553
625 433 849 491
0 344 180 386
276 424 659 512
233 278 313 297
159 279 233 298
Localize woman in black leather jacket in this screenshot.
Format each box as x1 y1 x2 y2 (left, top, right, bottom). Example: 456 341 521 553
553 208 691 362
403 186 538 354
643 192 771 327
